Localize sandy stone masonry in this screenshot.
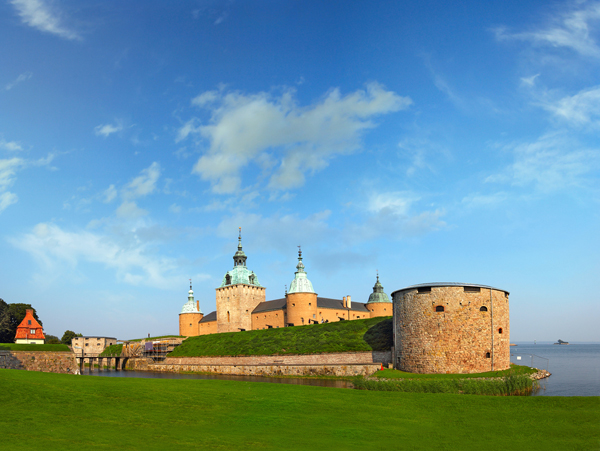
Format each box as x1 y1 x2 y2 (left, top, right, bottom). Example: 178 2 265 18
393 284 509 374
0 351 79 374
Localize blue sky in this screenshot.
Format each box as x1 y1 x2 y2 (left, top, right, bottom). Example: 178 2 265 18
1 0 598 341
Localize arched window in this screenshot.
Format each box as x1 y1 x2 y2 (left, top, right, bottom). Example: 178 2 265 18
485 352 491 358
227 311 230 323
225 274 231 285
480 306 488 312
498 328 503 334
435 305 444 312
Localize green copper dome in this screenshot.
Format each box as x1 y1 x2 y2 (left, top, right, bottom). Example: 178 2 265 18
288 247 315 294
367 273 391 303
218 229 262 288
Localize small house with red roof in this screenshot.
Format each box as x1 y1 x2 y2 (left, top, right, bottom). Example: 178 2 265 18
15 309 45 344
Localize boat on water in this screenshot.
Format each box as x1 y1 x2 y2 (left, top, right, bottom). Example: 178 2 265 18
554 339 569 345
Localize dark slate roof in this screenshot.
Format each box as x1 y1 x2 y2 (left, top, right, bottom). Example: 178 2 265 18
199 311 217 323
391 282 509 297
317 297 369 312
252 298 287 313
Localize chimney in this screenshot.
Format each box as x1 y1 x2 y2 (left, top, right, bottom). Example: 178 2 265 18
197 300 200 312
347 295 351 309
26 309 33 314
343 296 347 308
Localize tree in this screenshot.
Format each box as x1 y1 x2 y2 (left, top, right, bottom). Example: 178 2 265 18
45 334 61 344
0 303 42 343
61 330 82 345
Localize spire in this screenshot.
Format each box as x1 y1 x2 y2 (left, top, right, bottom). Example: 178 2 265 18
233 227 247 267
288 246 315 294
367 271 390 303
181 279 202 314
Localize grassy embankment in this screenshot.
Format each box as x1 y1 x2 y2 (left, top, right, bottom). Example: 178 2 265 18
100 344 123 356
0 343 70 352
169 316 392 357
0 369 597 450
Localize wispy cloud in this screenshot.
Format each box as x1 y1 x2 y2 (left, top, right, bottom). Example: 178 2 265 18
0 139 24 151
540 85 600 127
486 132 600 192
5 71 33 91
94 121 124 138
0 157 24 214
494 2 600 58
11 222 182 289
179 83 412 193
10 0 80 41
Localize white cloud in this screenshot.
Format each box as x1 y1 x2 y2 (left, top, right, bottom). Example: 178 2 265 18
180 83 412 193
368 191 417 216
520 74 540 87
10 0 80 40
0 139 24 151
461 192 508 208
494 2 600 58
0 191 18 213
169 203 181 214
94 121 124 137
486 133 599 192
123 162 161 200
116 200 148 219
103 184 117 203
10 223 181 289
541 85 600 126
5 71 33 91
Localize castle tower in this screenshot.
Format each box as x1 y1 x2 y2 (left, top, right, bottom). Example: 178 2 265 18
286 247 318 326
366 272 392 317
216 228 265 333
179 280 203 336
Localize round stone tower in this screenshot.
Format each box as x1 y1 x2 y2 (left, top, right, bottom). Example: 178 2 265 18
392 283 510 374
286 247 318 326
366 272 392 317
179 280 203 336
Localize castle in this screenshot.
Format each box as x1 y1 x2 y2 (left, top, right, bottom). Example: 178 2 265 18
179 229 392 337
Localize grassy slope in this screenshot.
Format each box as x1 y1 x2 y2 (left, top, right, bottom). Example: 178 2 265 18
100 344 123 356
170 316 392 357
374 364 537 379
0 343 70 352
0 369 597 451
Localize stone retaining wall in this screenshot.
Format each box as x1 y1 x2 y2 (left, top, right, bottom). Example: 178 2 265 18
0 351 78 374
166 351 391 366
124 351 392 377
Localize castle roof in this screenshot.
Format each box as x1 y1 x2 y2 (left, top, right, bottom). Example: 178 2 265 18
391 282 510 297
251 297 370 314
199 311 217 323
180 280 202 314
218 229 262 288
367 273 391 304
15 309 45 341
288 247 315 294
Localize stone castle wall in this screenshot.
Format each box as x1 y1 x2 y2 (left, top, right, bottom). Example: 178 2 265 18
393 286 509 374
368 302 392 318
216 284 266 332
252 309 286 330
198 319 217 335
0 351 78 374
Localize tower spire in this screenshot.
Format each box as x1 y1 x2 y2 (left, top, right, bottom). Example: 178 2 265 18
233 227 247 267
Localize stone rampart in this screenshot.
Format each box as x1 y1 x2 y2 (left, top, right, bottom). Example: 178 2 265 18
124 351 391 376
0 351 78 374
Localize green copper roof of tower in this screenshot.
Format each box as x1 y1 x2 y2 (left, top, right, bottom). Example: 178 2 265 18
367 274 391 303
218 229 262 288
288 248 315 294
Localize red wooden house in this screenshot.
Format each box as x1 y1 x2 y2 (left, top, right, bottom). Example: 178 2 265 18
15 309 45 344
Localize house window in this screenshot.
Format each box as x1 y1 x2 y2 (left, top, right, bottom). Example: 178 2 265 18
435 305 444 312
85 343 89 347
28 320 31 325
30 329 35 334
292 303 295 307
189 323 192 327
418 287 431 293
480 306 488 312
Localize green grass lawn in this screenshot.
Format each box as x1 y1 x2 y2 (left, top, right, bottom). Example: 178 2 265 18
0 343 70 352
374 363 537 379
0 369 597 450
170 316 392 357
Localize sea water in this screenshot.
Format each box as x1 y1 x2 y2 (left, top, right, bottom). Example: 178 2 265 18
511 343 600 396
